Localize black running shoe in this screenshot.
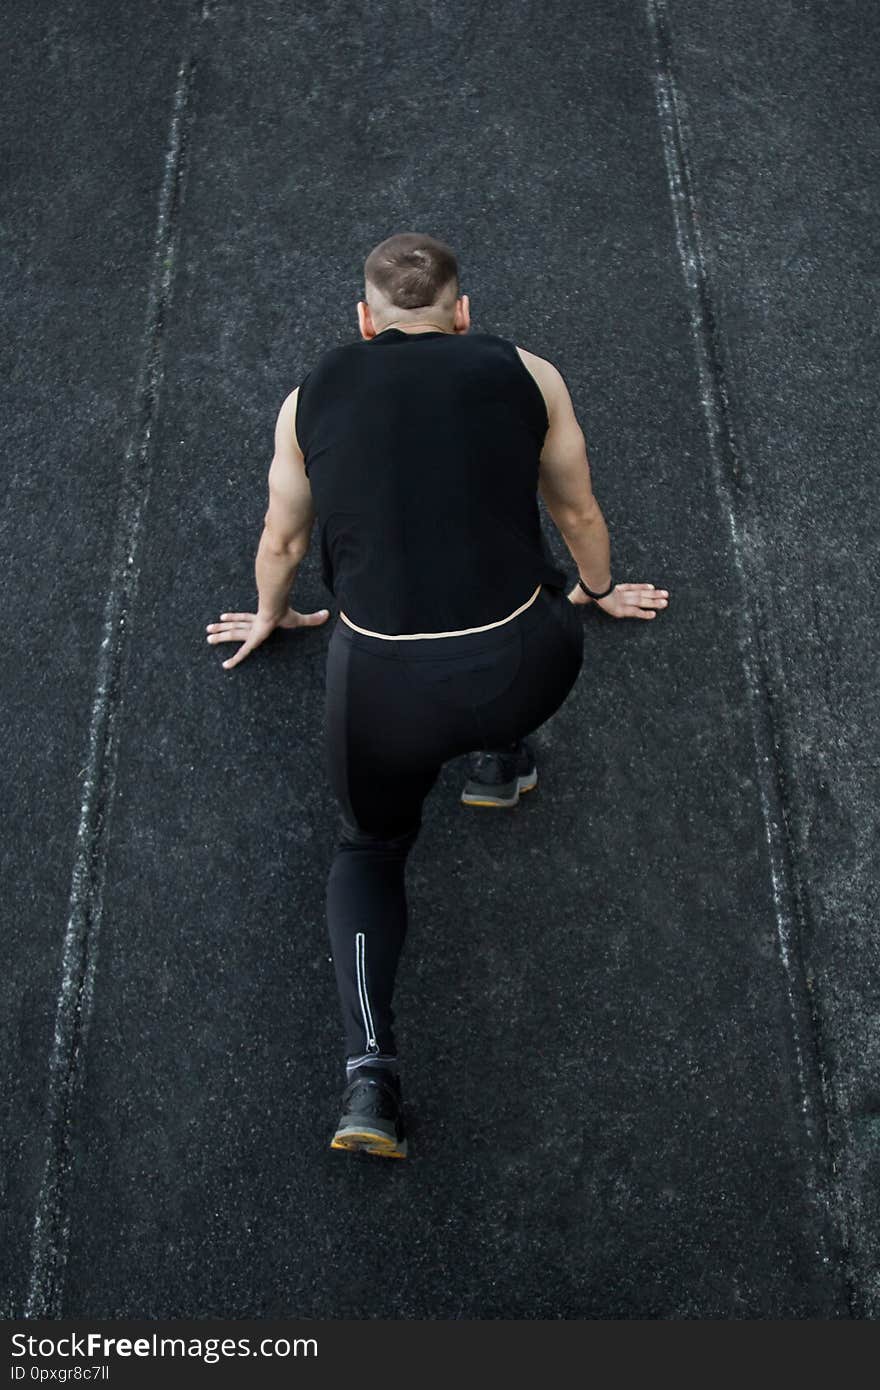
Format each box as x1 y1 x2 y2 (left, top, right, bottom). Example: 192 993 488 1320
460 739 538 808
330 1066 407 1159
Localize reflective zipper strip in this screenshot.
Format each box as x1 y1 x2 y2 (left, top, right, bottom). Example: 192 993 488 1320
346 1051 396 1071
355 931 378 1051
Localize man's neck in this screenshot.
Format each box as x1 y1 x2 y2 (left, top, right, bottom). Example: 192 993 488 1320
380 320 453 334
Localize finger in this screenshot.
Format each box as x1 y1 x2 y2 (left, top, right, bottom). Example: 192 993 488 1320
222 640 254 669
621 592 666 606
619 600 659 618
625 600 665 615
620 591 669 608
207 619 252 637
207 629 250 643
299 608 331 626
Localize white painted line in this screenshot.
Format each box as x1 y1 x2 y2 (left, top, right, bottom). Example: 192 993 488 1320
643 0 838 1233
24 27 203 1317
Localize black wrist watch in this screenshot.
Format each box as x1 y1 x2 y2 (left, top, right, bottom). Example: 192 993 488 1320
577 574 614 601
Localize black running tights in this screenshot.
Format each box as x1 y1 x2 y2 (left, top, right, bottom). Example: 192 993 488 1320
322 583 584 1062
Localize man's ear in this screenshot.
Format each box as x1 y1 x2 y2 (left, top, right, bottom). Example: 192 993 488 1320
357 300 375 340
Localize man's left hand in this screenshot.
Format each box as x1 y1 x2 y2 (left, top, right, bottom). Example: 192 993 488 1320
206 605 331 669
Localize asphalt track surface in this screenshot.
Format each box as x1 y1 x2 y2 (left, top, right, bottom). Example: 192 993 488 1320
3 0 878 1319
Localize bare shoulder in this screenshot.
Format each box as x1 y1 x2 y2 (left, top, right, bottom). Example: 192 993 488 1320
275 385 306 458
513 345 565 416
276 385 305 452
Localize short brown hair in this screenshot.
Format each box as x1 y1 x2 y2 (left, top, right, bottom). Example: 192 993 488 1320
364 232 460 311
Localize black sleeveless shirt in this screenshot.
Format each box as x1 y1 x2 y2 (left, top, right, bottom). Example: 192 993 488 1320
294 327 568 633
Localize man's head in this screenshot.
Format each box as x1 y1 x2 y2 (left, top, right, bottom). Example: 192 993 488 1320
358 232 470 337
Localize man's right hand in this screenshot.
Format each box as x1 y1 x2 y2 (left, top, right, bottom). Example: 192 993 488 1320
566 582 670 619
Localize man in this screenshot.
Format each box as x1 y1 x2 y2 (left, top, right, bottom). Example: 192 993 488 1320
206 232 670 1158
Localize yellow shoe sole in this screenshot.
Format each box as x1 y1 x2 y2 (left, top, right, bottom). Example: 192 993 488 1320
330 1126 408 1158
460 773 537 808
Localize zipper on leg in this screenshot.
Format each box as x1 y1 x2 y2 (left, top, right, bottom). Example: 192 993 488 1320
355 931 379 1054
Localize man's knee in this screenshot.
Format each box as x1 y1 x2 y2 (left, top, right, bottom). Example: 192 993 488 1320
337 810 421 855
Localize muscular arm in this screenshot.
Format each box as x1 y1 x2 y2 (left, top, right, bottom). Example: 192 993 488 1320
255 387 316 619
516 347 612 597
